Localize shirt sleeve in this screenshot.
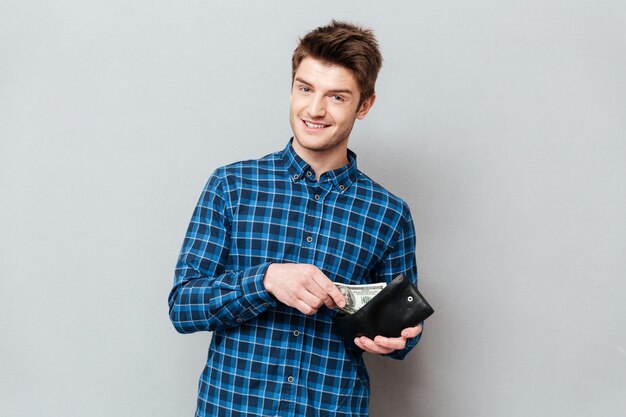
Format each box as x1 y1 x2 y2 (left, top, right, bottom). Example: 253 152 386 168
376 201 423 360
168 169 277 334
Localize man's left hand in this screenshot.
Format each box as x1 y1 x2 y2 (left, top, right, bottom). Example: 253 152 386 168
353 324 423 355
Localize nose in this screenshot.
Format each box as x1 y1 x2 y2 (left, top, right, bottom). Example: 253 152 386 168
307 94 326 118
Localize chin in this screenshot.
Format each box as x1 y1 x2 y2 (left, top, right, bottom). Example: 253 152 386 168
296 135 347 153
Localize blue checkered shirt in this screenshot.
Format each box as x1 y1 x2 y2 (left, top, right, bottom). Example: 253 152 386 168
169 140 420 416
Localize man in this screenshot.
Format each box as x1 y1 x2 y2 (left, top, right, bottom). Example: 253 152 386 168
169 20 423 416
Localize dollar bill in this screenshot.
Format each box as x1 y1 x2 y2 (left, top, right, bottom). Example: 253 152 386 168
335 282 387 315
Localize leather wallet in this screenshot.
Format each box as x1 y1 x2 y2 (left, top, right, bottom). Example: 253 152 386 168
332 274 434 350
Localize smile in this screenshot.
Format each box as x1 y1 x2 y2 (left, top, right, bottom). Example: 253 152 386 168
302 119 329 129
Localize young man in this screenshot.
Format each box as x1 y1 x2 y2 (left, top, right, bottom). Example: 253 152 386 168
169 20 423 416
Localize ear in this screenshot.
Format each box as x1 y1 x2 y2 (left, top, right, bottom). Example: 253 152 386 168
356 94 376 120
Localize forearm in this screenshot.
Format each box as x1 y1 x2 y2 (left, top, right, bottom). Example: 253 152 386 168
378 202 423 360
168 262 276 333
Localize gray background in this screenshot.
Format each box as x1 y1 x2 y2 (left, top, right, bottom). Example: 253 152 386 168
1 1 625 416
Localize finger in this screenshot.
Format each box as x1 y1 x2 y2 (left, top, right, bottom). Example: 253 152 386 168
354 337 378 354
292 286 325 311
373 335 407 351
359 336 394 354
311 271 346 309
300 279 334 309
305 270 336 308
355 336 394 355
294 299 319 316
401 324 423 339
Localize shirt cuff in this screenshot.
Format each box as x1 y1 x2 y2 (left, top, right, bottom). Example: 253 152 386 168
240 262 277 313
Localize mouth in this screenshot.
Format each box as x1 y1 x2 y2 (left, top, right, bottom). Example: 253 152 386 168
301 119 330 129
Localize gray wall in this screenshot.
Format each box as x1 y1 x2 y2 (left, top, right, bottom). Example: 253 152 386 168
1 1 625 416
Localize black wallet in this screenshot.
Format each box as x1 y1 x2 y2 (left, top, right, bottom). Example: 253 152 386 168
332 274 434 350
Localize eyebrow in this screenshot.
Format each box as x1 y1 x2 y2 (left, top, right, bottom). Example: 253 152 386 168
294 77 354 95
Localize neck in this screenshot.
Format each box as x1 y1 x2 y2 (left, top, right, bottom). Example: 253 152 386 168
292 139 349 180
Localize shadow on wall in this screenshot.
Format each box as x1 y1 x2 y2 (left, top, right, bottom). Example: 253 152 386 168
366 349 431 416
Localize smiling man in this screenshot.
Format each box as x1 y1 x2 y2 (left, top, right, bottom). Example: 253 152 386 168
169 20 423 416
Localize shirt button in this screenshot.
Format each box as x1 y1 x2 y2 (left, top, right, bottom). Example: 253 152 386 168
287 376 294 383
306 236 313 243
293 174 299 180
314 194 320 201
339 184 345 191
293 330 300 336
306 171 313 177
236 318 243 323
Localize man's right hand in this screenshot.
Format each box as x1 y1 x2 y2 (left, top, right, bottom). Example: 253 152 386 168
263 263 346 315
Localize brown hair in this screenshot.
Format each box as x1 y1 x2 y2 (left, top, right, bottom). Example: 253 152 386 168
292 20 383 106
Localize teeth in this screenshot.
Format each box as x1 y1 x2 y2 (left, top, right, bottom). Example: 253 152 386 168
304 120 326 129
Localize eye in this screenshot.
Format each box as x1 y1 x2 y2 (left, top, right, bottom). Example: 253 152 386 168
331 95 345 102
298 85 311 93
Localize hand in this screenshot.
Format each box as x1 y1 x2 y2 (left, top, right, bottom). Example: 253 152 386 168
353 324 423 355
263 263 346 315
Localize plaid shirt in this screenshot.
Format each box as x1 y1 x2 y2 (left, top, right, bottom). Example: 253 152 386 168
169 140 420 416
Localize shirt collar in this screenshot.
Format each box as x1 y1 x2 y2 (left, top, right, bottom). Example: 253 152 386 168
281 138 358 192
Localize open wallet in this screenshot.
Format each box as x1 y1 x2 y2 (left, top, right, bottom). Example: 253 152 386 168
332 274 434 351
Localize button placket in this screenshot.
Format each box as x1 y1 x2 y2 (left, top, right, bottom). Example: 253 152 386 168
311 185 328 204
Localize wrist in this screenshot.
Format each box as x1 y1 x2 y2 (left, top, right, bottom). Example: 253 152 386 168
263 263 276 295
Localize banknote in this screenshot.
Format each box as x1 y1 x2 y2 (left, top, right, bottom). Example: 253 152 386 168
335 282 387 315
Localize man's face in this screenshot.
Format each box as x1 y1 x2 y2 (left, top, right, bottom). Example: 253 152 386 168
289 57 374 155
